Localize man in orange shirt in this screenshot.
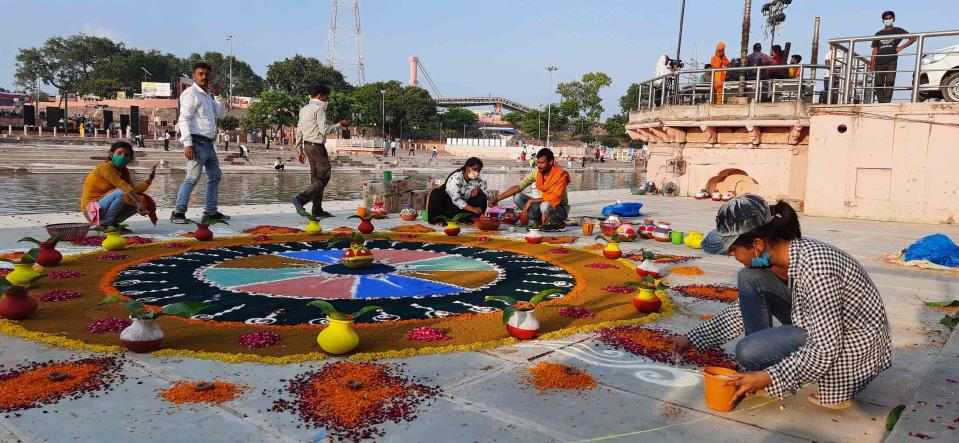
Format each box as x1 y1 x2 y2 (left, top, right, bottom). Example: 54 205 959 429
491 148 570 231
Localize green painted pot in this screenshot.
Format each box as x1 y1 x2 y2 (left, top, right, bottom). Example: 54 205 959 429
670 231 685 245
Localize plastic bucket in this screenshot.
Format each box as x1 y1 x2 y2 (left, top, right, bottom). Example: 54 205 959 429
671 231 685 245
702 366 738 412
383 170 393 181
582 223 595 235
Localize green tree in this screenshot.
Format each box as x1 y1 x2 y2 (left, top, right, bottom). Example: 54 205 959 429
15 34 123 119
242 90 305 137
619 83 641 114
179 51 263 97
502 111 525 127
600 114 642 148
556 72 613 140
439 107 478 129
92 48 181 94
521 108 546 141
218 115 241 131
350 81 437 139
327 90 355 122
265 55 352 98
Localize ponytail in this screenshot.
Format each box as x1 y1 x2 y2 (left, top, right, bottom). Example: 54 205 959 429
731 200 801 247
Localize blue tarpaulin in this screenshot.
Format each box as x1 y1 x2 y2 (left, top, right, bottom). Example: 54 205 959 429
903 234 959 267
601 202 644 217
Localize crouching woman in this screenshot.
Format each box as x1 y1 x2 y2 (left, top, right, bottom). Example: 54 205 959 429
80 141 158 230
671 194 891 409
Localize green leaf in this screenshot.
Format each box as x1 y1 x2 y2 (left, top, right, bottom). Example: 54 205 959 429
351 305 384 319
99 295 123 305
529 289 563 306
161 301 210 318
18 237 43 245
307 300 340 316
0 278 13 294
485 295 518 306
885 404 906 430
123 300 145 318
501 307 516 324
923 299 959 308
941 314 959 329
325 237 353 249
23 274 46 286
348 215 366 220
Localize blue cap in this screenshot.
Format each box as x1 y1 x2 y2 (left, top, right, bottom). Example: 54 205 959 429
701 194 773 255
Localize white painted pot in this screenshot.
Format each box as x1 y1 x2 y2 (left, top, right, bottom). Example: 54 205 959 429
120 318 165 353
506 309 540 339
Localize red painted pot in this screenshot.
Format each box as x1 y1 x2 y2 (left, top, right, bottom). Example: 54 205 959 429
518 211 530 225
341 246 374 269
357 217 375 234
506 310 540 340
501 212 517 225
632 295 662 313
0 288 38 320
35 243 63 267
194 224 214 241
444 227 461 236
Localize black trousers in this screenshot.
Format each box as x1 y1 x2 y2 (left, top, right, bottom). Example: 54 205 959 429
427 188 487 224
296 143 331 215
874 59 898 103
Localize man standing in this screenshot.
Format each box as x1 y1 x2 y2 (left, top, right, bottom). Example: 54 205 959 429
870 11 916 103
408 140 415 156
430 145 438 163
290 84 342 219
390 140 397 157
170 62 229 224
162 130 170 151
491 148 570 231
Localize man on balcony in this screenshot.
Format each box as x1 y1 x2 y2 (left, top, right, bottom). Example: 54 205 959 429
869 10 917 103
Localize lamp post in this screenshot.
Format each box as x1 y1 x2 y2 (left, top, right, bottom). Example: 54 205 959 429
462 123 466 138
226 35 235 102
545 66 557 147
537 103 542 144
380 89 386 138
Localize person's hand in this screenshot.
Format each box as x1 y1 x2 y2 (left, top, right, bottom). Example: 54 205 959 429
723 371 773 407
868 60 876 71
211 83 221 96
465 205 482 215
670 335 691 363
523 200 534 213
470 188 480 198
184 146 194 160
298 152 305 164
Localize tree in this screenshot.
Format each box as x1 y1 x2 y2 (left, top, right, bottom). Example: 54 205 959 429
327 90 354 122
439 107 477 129
15 34 123 119
265 55 352 98
218 115 241 131
179 51 263 97
502 111 525 127
350 81 437 139
242 90 304 137
521 108 547 141
556 72 613 140
619 83 641 114
91 48 181 94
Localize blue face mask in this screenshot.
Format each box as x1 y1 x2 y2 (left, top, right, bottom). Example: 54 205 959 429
112 154 130 168
751 251 772 268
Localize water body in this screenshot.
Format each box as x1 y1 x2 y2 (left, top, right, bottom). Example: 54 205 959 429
0 170 641 215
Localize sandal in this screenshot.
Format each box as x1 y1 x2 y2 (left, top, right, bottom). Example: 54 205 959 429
807 393 852 409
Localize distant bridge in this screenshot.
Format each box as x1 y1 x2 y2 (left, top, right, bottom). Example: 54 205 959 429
434 97 532 114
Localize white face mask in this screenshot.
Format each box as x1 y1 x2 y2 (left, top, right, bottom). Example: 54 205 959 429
317 100 328 110
467 170 479 180
883 19 894 26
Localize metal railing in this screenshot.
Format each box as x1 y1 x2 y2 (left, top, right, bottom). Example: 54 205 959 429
827 29 959 104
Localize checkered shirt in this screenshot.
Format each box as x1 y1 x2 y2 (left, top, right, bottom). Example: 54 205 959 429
686 237 892 405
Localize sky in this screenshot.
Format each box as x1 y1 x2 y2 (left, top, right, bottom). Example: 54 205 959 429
1 0 957 117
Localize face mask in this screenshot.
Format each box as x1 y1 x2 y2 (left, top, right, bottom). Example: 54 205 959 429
883 19 894 26
318 100 328 110
112 155 130 168
751 251 772 268
467 170 479 180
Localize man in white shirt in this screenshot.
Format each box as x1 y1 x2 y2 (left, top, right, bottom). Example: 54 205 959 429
162 131 170 151
170 62 229 224
290 84 342 218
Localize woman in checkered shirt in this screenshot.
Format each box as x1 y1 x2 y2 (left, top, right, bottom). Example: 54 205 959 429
671 195 891 409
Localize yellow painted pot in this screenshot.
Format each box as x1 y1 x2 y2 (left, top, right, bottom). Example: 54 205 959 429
6 263 40 286
317 317 360 355
102 232 128 251
304 220 323 234
602 241 622 259
684 231 704 249
637 287 657 300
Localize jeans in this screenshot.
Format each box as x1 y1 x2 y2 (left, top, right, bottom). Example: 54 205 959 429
874 58 898 103
513 192 568 225
734 268 805 371
296 143 331 215
174 138 221 215
97 188 137 226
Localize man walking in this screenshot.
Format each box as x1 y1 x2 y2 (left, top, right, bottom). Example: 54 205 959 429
170 62 229 224
162 130 170 151
430 146 438 163
290 84 342 219
869 11 916 103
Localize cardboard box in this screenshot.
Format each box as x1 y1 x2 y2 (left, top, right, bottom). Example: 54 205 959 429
364 176 412 196
364 191 413 214
410 190 429 210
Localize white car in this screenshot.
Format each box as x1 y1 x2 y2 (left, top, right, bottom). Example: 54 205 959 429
918 44 959 102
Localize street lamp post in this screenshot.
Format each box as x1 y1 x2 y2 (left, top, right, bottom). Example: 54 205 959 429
545 66 558 147
380 89 386 138
462 123 466 138
226 35 234 103
537 103 542 144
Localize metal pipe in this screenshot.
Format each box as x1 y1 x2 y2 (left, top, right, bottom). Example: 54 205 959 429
709 69 715 104
911 35 925 102
676 0 686 62
754 67 761 103
810 17 821 83
844 40 855 105
797 64 805 102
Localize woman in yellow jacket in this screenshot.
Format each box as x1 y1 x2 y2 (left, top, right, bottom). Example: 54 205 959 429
80 141 158 230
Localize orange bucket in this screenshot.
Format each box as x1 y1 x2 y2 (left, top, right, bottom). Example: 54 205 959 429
702 366 738 412
582 222 595 235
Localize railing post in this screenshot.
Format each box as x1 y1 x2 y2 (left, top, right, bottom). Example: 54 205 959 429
843 40 855 105
754 67 761 103
709 69 715 105
797 65 805 102
911 35 925 102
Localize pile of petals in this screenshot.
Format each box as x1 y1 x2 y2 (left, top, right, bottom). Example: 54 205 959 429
253 234 272 241
597 325 739 369
390 224 435 233
97 253 129 260
242 225 302 235
238 331 280 349
603 285 635 294
626 253 698 264
671 284 739 303
520 362 597 396
0 268 9 277
48 270 85 280
543 236 577 244
471 231 501 237
159 380 243 405
0 252 24 261
87 317 132 334
0 357 124 413
548 248 570 254
558 306 595 318
404 327 452 342
398 234 420 240
270 362 440 442
71 235 154 247
473 236 492 242
668 266 705 276
585 262 618 269
38 289 82 302
163 241 190 248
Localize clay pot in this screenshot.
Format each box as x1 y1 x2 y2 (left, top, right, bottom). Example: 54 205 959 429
505 309 540 340
369 202 388 218
652 221 672 242
616 222 637 241
632 287 662 313
703 366 739 412
120 318 164 353
6 263 40 286
638 218 656 239
304 220 323 234
194 223 214 241
356 217 375 234
102 232 127 251
341 245 374 269
317 317 360 354
501 212 517 225
635 260 661 278
518 211 530 226
0 287 38 320
399 204 419 221
602 241 622 259
525 228 543 244
600 214 621 237
444 222 461 236
35 243 63 267
474 216 501 231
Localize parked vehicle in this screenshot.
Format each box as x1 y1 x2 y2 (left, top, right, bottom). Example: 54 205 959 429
918 44 959 102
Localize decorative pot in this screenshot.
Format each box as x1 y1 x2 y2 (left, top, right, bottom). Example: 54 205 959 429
304 219 323 234
474 216 501 231
505 309 540 340
694 189 710 200
102 231 127 251
194 223 214 241
638 218 656 239
635 260 661 278
599 214 621 237
0 287 38 320
616 222 637 241
444 222 461 236
35 243 63 267
703 366 739 412
711 192 723 201
671 230 685 245
721 192 734 202
525 228 543 244
684 231 704 249
341 245 374 269
501 211 517 225
399 204 419 221
652 221 672 242
582 220 596 235
5 263 40 286
356 217 375 234
119 318 164 353
632 290 662 313
602 240 622 259
317 317 360 354
518 211 530 226
369 202 388 218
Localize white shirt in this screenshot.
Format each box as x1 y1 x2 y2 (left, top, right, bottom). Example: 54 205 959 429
295 99 340 150
653 55 670 86
177 83 226 146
